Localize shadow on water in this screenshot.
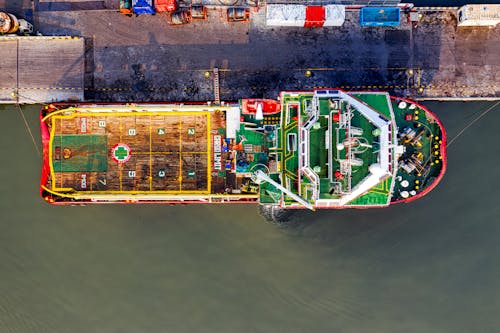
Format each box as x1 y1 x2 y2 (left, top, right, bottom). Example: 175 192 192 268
255 197 404 253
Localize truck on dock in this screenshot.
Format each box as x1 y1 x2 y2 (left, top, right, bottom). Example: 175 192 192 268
457 4 500 27
132 0 155 15
360 7 400 27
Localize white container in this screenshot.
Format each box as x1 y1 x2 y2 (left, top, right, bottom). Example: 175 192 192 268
266 4 345 27
457 5 500 27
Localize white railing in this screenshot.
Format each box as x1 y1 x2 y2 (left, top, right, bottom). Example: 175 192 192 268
301 166 319 201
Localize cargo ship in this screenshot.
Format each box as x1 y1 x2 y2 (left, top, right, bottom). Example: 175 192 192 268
40 89 446 220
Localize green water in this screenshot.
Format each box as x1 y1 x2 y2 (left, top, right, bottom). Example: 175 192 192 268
1 102 500 332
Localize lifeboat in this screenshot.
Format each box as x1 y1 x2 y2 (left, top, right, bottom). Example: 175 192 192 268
241 99 281 120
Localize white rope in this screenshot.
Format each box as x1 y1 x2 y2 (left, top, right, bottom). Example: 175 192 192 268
16 104 41 157
447 101 499 148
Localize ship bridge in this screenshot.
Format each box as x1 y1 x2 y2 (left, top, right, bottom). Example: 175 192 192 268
279 90 398 208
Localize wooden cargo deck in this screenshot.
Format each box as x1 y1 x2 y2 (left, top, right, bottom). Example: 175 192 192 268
47 108 224 195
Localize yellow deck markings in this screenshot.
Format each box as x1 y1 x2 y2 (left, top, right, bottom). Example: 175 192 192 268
131 151 208 155
179 118 182 191
207 113 212 194
47 110 212 195
119 164 123 192
48 117 56 190
119 117 123 191
371 177 391 195
45 110 221 121
49 117 76 191
149 115 153 191
282 104 299 181
42 185 258 201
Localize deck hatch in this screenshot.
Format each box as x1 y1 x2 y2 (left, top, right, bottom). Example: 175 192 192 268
49 111 211 193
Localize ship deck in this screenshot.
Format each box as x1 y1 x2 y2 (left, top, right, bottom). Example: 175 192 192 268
277 91 395 208
46 107 224 195
40 91 445 206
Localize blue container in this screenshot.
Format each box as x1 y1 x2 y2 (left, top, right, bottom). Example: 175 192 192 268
360 7 400 27
132 0 155 14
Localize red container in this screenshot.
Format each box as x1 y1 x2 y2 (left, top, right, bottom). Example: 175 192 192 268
155 0 176 13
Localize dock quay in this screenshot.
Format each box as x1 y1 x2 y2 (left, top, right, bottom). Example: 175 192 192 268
0 36 84 104
0 2 498 103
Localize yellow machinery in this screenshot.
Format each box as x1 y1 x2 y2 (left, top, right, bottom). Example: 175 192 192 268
0 11 33 34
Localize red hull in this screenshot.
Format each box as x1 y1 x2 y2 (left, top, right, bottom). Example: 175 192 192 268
389 96 447 205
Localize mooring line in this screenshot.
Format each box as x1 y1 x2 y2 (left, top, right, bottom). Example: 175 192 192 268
447 101 500 148
16 104 41 157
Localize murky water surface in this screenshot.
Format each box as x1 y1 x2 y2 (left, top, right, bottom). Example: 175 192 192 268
0 101 499 332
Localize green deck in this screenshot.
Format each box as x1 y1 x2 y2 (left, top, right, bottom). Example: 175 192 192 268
348 177 392 206
52 135 108 172
267 91 443 208
279 93 312 201
308 116 328 179
277 91 393 207
349 110 378 189
391 100 444 201
259 173 282 204
234 125 268 173
351 93 392 119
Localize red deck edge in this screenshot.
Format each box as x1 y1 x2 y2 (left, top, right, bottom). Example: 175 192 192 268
40 106 51 200
389 96 447 204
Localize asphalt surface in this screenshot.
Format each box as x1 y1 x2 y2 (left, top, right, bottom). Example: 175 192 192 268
1 1 499 102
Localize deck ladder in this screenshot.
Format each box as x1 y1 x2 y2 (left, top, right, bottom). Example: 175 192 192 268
213 67 220 105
